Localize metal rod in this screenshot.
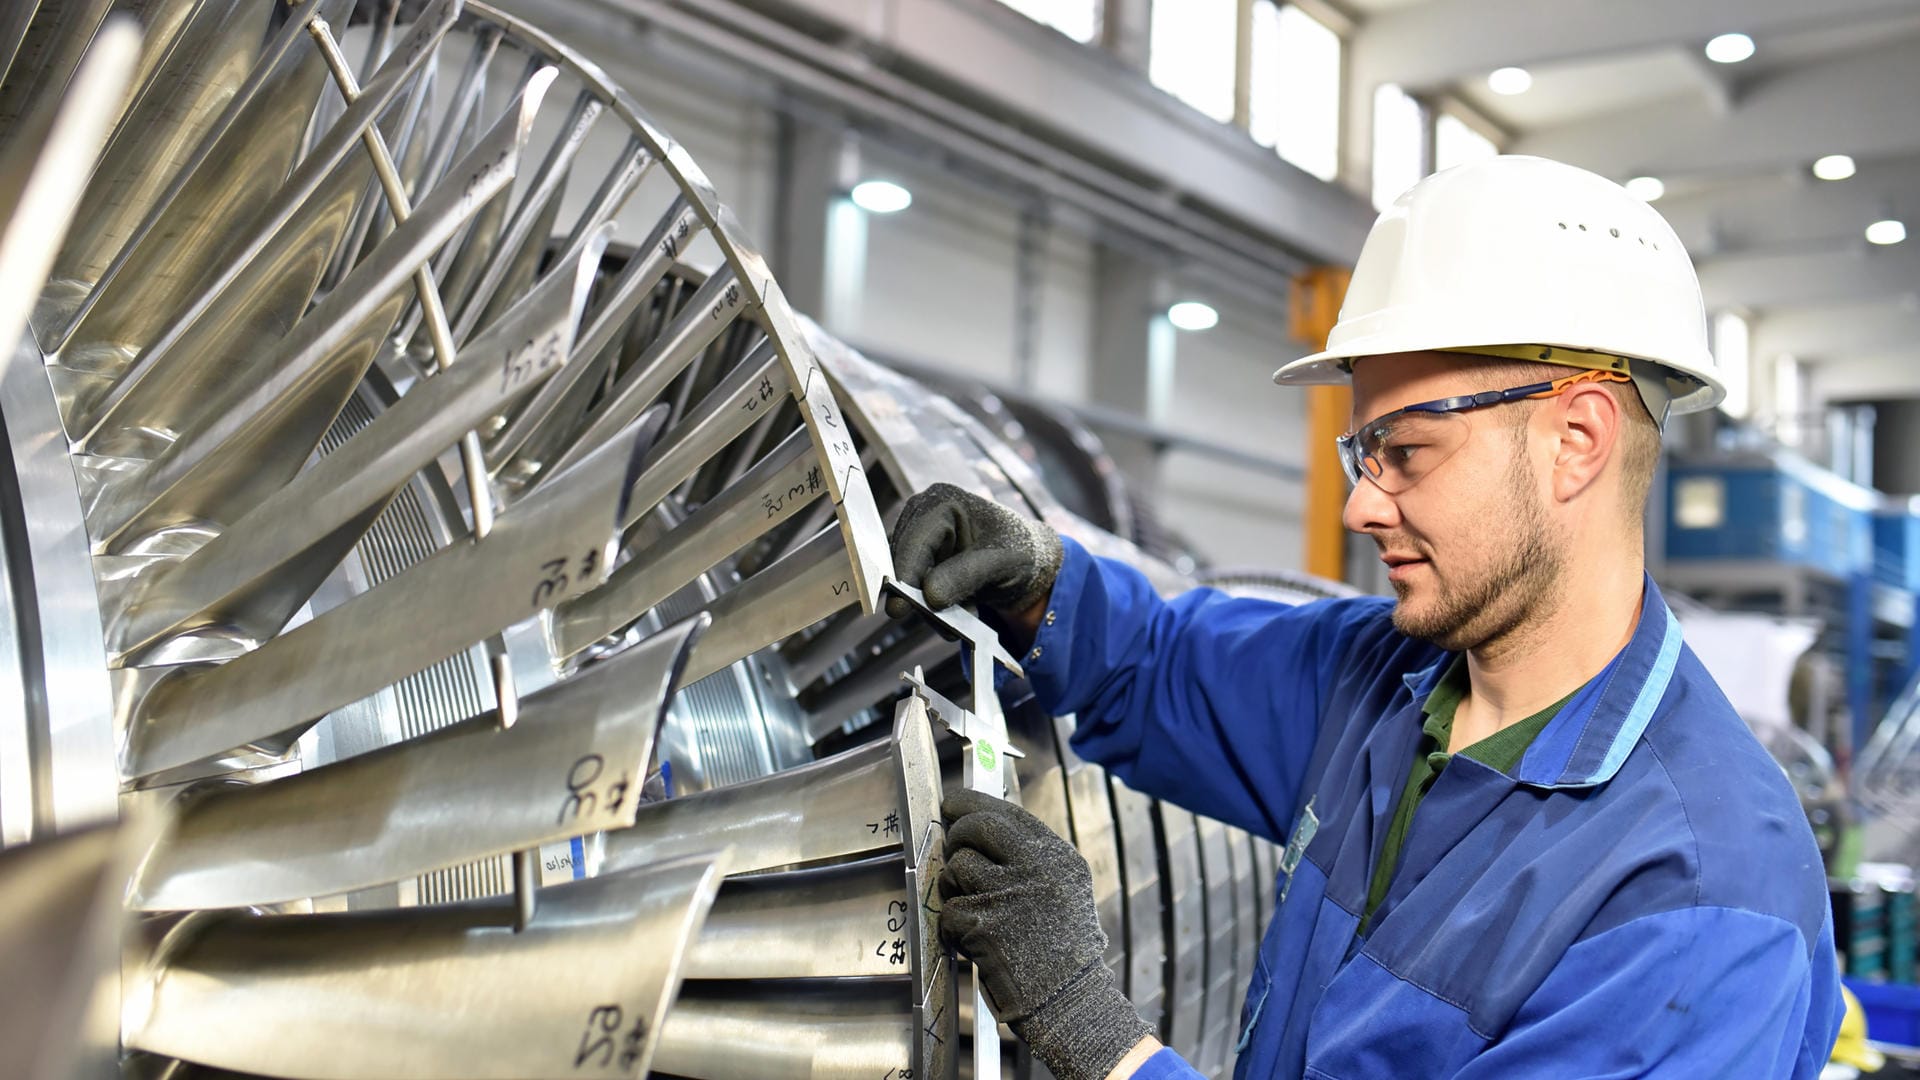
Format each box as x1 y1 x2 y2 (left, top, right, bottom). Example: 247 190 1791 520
310 18 531 925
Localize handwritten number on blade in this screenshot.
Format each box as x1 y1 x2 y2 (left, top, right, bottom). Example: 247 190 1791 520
531 549 603 607
558 752 632 826
574 1005 621 1069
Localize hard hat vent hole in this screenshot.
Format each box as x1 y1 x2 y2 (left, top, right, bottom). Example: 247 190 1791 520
1610 227 1620 238
1557 222 1568 229
1578 223 1588 231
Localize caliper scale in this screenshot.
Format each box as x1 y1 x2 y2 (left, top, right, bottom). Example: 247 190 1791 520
885 581 1026 1080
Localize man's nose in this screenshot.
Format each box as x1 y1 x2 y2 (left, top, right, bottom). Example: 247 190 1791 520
1342 474 1401 534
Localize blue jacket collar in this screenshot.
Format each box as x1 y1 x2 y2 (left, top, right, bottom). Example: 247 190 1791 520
1396 573 1684 789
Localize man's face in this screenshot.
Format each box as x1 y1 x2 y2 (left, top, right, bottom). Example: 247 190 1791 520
1341 353 1567 652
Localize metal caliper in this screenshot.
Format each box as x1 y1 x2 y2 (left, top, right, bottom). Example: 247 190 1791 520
884 581 1026 1080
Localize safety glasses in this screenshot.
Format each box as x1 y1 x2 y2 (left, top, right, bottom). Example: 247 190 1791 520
1337 369 1633 494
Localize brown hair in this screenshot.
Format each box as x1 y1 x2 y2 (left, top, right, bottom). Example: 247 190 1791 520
1468 360 1661 525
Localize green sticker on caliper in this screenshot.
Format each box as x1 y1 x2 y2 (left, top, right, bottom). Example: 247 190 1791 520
975 740 997 772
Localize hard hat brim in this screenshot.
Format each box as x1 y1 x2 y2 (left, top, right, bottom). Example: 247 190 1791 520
1272 333 1726 417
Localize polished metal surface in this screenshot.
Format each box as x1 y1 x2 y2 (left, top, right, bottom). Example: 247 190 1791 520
1109 779 1166 1031
1054 715 1127 984
0 3 1306 1074
126 850 727 1079
685 853 910 979
90 70 552 546
0 15 133 366
132 615 705 910
545 265 751 479
653 981 917 1080
552 426 819 659
1158 801 1208 1061
1225 825 1259 1052
110 227 607 658
599 733 897 877
1194 814 1236 1076
677 524 857 686
0 818 154 1080
124 411 662 778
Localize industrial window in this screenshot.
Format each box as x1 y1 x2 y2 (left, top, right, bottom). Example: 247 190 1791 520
1149 0 1238 124
1248 2 1342 182
994 0 1099 43
1713 311 1751 419
1371 83 1425 211
1774 354 1804 445
1434 113 1497 173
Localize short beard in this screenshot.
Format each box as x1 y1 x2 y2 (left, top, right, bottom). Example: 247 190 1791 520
1391 438 1565 653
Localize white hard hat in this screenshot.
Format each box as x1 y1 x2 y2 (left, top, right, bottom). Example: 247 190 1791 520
1274 155 1723 423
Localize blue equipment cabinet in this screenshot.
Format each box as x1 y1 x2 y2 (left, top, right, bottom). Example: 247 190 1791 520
1663 449 1880 750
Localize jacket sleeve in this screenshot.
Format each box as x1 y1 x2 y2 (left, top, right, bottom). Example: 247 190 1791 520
1022 537 1391 843
1450 905 1843 1078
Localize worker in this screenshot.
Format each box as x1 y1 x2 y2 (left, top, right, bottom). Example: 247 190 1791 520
891 155 1843 1079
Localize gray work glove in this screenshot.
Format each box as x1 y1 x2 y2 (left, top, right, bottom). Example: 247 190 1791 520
886 483 1064 619
939 789 1152 1080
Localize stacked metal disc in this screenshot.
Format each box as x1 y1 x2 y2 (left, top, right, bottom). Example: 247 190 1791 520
0 3 1333 1078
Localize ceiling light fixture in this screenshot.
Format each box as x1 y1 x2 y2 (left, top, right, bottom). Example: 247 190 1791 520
1704 32 1754 64
849 179 913 213
1867 219 1907 246
1625 176 1665 202
1487 67 1532 95
1167 301 1219 331
1812 154 1857 181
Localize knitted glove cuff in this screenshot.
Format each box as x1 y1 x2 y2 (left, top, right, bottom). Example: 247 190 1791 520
1006 518 1065 614
1011 959 1153 1080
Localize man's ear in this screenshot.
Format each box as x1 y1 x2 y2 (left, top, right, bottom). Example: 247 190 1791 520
1548 383 1622 505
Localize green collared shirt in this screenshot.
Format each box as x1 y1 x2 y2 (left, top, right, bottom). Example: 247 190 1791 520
1359 656 1573 934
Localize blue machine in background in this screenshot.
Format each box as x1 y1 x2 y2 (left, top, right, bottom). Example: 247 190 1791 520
1662 449 1893 757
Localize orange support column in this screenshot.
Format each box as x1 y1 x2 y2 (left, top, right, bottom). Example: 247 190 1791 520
1289 267 1353 583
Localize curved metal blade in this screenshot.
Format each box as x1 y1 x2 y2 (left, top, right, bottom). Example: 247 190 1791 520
674 524 856 686
123 405 669 778
124 850 727 1080
552 426 821 660
0 815 157 1080
1157 802 1205 1060
110 224 608 657
48 0 279 298
1110 780 1165 1032
130 613 706 910
597 727 897 879
63 0 460 385
0 17 137 360
1224 825 1258 1053
544 264 751 479
1054 716 1126 989
1193 814 1236 1075
684 854 910 980
92 67 553 546
486 195 696 474
651 981 917 1080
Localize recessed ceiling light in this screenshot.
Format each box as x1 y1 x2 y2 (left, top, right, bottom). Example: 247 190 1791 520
1813 154 1857 181
1487 67 1532 95
1625 176 1665 202
1704 32 1754 64
1867 219 1907 246
1167 301 1219 331
849 179 912 214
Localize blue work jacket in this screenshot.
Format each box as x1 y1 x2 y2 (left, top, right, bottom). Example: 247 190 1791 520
1022 539 1843 1078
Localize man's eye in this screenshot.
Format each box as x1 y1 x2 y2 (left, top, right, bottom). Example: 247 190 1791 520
1383 442 1426 466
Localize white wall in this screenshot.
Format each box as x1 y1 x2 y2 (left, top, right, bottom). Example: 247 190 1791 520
1155 288 1309 569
